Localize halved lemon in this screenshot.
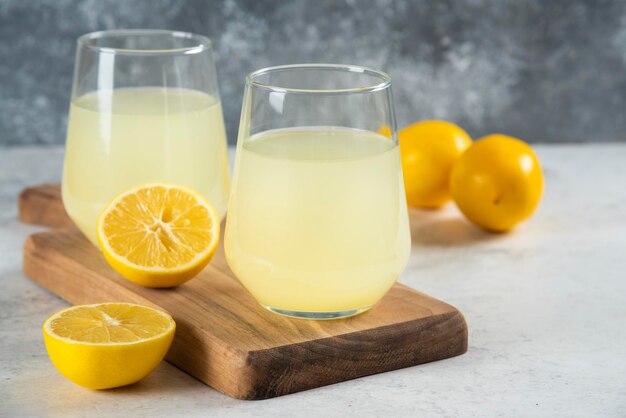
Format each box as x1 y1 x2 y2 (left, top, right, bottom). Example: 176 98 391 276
43 303 176 389
97 183 220 288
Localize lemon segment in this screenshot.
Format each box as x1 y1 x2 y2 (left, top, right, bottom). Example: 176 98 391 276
43 303 175 389
97 183 220 287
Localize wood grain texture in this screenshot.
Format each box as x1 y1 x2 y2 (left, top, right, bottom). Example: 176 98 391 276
19 184 73 228
21 184 468 400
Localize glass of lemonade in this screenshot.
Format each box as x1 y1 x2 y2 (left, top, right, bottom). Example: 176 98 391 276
225 64 411 319
62 30 230 245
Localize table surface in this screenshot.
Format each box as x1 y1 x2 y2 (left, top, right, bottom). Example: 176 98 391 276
1 145 625 418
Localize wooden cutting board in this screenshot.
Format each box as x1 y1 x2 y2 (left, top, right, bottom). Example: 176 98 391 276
20 184 468 400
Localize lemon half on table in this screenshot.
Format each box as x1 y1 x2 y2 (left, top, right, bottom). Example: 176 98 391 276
97 183 220 288
43 303 175 389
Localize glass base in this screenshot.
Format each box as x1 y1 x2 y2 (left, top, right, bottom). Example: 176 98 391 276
262 304 373 320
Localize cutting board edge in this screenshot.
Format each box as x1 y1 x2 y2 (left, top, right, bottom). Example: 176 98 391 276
19 183 73 228
238 309 468 399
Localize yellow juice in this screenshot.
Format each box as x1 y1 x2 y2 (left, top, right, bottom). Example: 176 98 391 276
62 88 231 245
225 127 411 313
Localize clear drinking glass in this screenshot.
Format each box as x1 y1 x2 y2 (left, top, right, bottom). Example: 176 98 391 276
62 30 231 246
225 64 411 319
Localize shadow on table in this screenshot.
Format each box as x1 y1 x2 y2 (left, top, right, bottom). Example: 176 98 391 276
408 207 505 247
105 362 207 397
4 363 225 416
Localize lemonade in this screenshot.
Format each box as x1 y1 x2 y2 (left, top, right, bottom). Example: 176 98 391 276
62 88 231 245
225 127 411 314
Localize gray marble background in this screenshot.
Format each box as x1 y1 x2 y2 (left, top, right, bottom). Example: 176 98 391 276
1 0 625 146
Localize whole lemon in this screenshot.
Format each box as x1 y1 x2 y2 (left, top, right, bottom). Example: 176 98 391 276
399 120 472 208
450 134 544 232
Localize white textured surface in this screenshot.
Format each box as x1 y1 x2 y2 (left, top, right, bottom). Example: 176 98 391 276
1 145 625 417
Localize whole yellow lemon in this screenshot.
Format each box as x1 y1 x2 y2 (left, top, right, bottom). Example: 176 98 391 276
399 120 472 208
450 134 544 232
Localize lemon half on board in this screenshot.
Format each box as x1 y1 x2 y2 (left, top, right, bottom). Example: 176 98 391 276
43 303 175 389
97 183 220 288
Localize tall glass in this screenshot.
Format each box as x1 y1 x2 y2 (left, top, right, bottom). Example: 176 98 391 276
62 30 231 245
225 64 411 319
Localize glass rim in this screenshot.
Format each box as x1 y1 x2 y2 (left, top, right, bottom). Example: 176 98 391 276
246 64 392 94
77 29 212 56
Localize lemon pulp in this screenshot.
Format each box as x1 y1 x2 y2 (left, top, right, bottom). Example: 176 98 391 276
97 183 220 287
